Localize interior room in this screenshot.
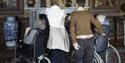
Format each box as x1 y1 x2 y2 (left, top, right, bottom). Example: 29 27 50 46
0 0 125 63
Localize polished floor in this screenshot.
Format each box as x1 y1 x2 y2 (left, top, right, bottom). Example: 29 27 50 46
0 45 125 63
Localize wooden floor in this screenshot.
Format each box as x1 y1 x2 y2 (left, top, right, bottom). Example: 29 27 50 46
0 46 125 63
0 46 15 63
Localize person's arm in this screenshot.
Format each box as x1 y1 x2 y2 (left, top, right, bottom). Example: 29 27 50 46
70 13 77 44
70 13 81 50
45 8 49 15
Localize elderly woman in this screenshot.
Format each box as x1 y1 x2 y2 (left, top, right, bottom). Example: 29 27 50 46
33 15 49 62
24 14 49 62
95 14 110 63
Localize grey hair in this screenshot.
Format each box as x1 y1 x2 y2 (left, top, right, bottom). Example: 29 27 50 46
33 19 46 30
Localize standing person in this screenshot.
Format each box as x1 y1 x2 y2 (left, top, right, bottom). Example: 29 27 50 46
45 0 70 63
70 0 105 63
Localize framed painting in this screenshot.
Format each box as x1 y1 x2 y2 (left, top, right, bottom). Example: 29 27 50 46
90 0 120 13
0 0 24 14
42 0 74 7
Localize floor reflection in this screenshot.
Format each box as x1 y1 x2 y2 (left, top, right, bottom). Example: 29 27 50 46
16 43 34 63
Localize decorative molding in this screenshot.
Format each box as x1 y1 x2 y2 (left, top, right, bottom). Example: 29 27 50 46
24 7 76 14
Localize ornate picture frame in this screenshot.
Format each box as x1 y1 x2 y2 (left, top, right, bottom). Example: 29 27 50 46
0 0 24 14
90 0 120 13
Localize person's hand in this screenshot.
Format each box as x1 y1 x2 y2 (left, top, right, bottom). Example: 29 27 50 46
103 33 106 36
73 43 81 50
100 33 106 37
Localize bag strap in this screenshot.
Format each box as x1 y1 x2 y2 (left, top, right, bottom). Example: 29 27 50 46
24 28 33 43
25 28 33 38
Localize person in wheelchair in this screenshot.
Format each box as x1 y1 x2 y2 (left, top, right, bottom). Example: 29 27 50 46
24 14 49 62
34 15 49 62
95 14 110 63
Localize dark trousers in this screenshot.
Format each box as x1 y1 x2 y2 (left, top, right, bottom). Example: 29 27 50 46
74 37 94 63
50 49 66 63
35 34 46 62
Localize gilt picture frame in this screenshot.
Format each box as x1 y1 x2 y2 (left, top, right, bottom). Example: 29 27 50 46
0 0 24 14
90 0 120 13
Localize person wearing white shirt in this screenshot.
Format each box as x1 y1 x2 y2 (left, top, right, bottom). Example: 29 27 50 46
45 0 70 63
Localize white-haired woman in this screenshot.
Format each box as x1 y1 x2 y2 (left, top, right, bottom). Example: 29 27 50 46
32 14 49 62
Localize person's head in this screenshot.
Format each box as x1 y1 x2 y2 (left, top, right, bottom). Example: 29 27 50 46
96 14 106 24
33 19 46 30
76 0 85 7
52 0 66 8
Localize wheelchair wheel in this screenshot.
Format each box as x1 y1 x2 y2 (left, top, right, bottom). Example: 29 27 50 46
15 55 31 63
38 57 51 63
93 51 104 63
106 44 121 63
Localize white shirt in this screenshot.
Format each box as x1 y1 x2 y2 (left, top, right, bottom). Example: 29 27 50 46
45 5 66 28
45 5 70 52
